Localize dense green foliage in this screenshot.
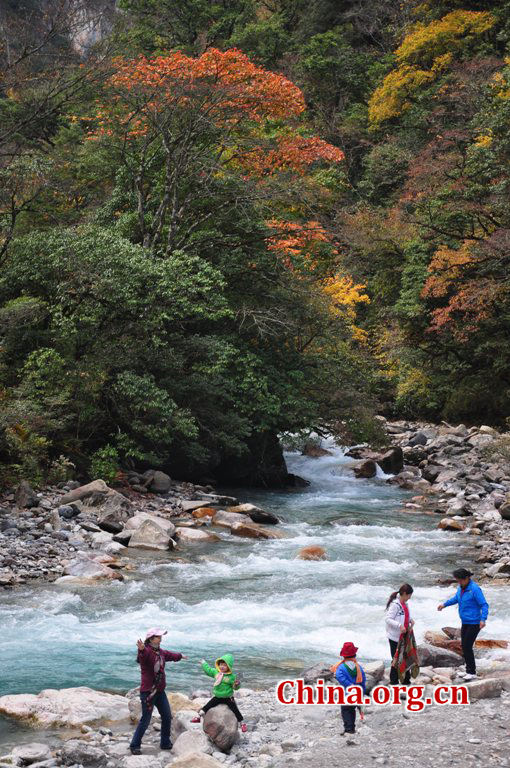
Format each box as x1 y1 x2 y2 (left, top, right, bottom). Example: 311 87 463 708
2 0 510 485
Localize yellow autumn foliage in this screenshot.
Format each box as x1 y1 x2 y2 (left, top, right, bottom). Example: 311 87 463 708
369 10 496 127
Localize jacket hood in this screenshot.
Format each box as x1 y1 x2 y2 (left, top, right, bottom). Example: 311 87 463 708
215 653 234 673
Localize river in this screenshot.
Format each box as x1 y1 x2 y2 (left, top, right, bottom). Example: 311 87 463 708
1 441 510 745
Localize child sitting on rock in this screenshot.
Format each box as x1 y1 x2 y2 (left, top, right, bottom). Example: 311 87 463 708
191 653 247 732
332 642 367 736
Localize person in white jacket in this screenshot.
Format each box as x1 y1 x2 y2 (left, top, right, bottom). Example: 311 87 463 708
385 583 415 685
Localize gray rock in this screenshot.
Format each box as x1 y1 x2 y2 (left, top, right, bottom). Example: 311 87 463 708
354 460 377 479
12 743 52 764
203 705 238 753
300 663 333 683
15 481 39 509
172 731 211 757
417 642 462 668
61 740 107 767
148 471 172 494
409 432 428 447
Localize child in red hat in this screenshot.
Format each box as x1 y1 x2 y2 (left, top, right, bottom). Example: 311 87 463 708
332 642 366 735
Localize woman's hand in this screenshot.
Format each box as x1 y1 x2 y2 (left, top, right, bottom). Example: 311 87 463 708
409 619 415 629
181 655 188 660
137 639 144 651
480 621 486 629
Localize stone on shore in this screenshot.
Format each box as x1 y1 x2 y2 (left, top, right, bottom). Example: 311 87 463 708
148 470 172 494
466 678 504 700
168 693 201 714
128 519 175 550
12 744 52 764
301 663 333 683
61 740 107 767
0 687 130 728
297 546 327 561
192 507 217 519
203 705 238 753
212 510 247 529
171 730 211 757
59 553 124 583
15 480 39 509
417 642 463 667
169 755 225 768
438 517 466 531
228 504 280 525
60 480 109 505
230 521 286 539
175 527 220 543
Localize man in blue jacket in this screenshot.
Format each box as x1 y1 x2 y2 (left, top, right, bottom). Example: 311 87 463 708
438 568 489 680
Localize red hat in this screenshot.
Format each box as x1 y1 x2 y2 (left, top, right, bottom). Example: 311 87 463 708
340 642 358 658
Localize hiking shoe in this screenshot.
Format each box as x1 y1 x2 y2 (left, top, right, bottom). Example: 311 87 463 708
191 716 201 723
464 673 477 681
241 723 247 733
160 745 173 751
129 748 142 755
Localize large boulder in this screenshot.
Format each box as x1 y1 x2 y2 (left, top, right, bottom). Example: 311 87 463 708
228 504 279 525
60 553 123 583
377 447 404 474
230 521 286 539
94 491 133 533
417 642 463 668
61 740 107 767
170 755 225 768
60 480 109 505
175 528 220 544
424 631 462 655
192 507 217 519
12 743 52 764
171 731 211 757
409 432 428 447
128 519 174 550
301 663 333 683
364 661 385 683
0 687 130 728
203 705 238 754
297 546 327 561
168 692 201 714
466 678 503 700
148 471 172 494
212 510 247 529
15 480 39 509
353 460 377 479
438 517 465 532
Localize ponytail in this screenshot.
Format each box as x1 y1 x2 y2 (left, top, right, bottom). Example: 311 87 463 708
386 583 413 609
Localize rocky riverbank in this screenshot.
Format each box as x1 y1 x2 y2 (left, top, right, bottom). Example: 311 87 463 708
1 665 510 768
347 418 510 585
0 472 282 589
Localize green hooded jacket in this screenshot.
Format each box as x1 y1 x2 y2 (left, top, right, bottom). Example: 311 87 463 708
201 653 239 698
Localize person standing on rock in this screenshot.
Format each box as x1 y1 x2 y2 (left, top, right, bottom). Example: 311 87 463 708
129 628 187 755
385 583 415 686
437 568 489 681
191 653 247 732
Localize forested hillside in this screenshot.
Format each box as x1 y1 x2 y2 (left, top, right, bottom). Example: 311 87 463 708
1 0 509 486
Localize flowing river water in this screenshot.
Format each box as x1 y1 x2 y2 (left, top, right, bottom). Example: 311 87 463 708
1 442 510 745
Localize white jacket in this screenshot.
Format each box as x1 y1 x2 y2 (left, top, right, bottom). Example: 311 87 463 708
385 598 413 642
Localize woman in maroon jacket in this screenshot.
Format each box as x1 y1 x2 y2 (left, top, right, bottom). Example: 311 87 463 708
129 627 187 755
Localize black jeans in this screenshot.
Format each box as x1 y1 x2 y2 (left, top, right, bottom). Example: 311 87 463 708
341 705 356 733
202 696 243 722
461 623 480 674
389 639 410 685
130 690 172 750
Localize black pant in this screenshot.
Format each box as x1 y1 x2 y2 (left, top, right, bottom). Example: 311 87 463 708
202 696 243 722
341 705 356 733
389 639 410 685
461 623 480 674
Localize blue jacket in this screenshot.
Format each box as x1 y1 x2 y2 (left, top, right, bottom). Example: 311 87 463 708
335 662 366 694
443 580 489 624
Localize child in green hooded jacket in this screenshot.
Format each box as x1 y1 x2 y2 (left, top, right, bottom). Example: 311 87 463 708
191 652 247 732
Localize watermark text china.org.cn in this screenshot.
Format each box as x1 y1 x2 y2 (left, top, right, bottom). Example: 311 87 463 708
276 679 470 712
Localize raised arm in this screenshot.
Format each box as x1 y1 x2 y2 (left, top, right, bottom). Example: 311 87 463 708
163 650 183 662
201 660 217 678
